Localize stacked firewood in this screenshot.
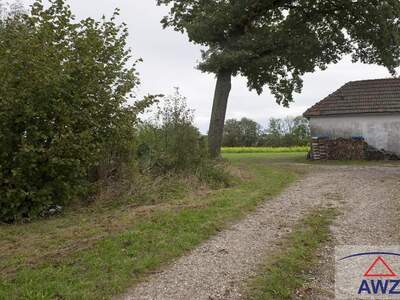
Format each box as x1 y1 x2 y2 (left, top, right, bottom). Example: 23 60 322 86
309 137 399 161
365 145 400 161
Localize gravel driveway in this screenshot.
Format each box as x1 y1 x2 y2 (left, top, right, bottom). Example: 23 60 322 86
117 165 400 300
307 165 400 299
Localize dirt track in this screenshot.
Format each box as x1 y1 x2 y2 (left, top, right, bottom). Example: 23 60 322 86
117 165 400 300
307 166 400 299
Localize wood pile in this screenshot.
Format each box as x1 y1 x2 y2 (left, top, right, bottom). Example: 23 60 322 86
309 137 400 161
311 138 328 160
365 145 400 161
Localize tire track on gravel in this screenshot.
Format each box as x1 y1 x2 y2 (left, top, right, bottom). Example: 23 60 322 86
307 166 400 300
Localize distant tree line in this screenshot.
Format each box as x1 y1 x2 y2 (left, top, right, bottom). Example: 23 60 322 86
222 117 310 147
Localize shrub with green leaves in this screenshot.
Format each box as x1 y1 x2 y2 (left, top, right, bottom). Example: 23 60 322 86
137 89 207 174
136 89 232 189
0 0 151 222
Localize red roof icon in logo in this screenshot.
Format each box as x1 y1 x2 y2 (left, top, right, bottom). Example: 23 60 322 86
364 256 398 277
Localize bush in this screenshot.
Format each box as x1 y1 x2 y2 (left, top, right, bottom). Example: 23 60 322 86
136 89 231 186
196 160 232 188
0 0 152 222
137 89 206 173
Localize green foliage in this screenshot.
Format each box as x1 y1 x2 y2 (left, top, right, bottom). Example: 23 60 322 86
195 160 232 188
0 0 152 222
157 0 400 106
222 116 310 147
223 118 261 147
136 89 230 186
260 117 310 147
137 89 206 173
0 153 300 299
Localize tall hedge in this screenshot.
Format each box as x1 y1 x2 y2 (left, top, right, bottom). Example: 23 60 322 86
0 0 147 222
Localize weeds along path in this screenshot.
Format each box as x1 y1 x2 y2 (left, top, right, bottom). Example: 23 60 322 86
117 165 370 300
307 166 400 299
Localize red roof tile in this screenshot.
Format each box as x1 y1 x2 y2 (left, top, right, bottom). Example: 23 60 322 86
303 78 400 117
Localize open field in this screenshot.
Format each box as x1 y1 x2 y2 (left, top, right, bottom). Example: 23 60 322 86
0 153 303 299
223 152 308 164
221 146 309 153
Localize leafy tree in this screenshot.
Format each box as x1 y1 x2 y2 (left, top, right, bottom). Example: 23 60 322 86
223 116 309 147
290 116 310 145
223 117 260 147
137 89 207 173
222 119 242 147
240 118 261 146
157 0 400 157
260 116 310 146
267 118 284 137
262 118 284 146
0 0 152 221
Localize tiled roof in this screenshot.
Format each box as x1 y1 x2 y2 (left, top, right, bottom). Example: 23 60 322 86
303 78 400 117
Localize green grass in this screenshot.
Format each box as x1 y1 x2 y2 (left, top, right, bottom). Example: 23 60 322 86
223 152 308 163
222 146 309 153
223 151 400 167
245 207 338 300
0 154 303 300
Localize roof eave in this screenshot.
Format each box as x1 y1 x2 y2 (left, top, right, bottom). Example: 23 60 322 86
305 111 400 118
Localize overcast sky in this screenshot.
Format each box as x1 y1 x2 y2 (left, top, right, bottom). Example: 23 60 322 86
23 0 393 133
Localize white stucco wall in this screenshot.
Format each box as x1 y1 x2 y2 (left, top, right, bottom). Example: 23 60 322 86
309 114 400 154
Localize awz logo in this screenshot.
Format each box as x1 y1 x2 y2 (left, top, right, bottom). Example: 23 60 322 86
339 252 400 296
358 278 400 295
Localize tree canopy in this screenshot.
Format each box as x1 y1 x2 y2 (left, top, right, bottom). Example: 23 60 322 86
157 0 400 106
223 118 261 147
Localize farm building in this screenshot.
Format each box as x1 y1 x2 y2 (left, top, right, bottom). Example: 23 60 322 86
303 78 400 160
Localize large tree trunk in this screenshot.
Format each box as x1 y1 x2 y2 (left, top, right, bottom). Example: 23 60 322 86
208 70 232 158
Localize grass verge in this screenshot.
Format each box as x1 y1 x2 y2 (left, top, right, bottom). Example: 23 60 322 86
245 207 338 300
222 146 309 154
222 152 308 164
0 154 303 300
223 152 400 167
